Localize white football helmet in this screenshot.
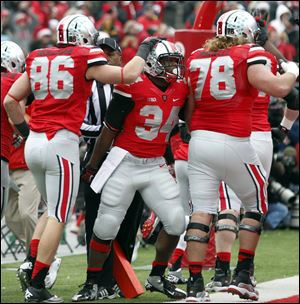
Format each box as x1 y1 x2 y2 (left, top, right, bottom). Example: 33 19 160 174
1 41 25 73
144 40 185 82
216 10 260 42
56 14 97 46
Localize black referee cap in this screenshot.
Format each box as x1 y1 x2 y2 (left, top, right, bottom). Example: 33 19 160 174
97 37 122 54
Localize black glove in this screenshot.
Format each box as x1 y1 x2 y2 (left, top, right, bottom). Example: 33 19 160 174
271 125 289 145
255 18 268 46
81 165 98 184
12 133 24 148
136 37 165 60
178 123 191 144
15 121 30 139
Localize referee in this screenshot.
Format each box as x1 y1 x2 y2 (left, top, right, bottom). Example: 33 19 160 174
78 36 144 300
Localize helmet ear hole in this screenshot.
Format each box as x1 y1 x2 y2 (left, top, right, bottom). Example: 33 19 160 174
12 62 16 68
83 38 88 44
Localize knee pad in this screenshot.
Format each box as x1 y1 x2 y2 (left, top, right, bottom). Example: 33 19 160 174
239 212 264 235
184 222 210 243
93 212 122 240
215 213 238 234
163 210 185 236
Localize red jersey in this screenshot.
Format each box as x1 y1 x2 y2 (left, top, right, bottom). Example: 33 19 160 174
1 72 22 161
251 52 277 132
187 44 276 137
113 74 188 158
26 45 107 139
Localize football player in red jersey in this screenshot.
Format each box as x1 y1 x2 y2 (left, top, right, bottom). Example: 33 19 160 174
184 10 298 302
1 41 26 219
207 10 299 297
74 40 188 301
207 66 299 296
4 14 160 303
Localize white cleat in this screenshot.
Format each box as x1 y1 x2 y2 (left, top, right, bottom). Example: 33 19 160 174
45 257 62 289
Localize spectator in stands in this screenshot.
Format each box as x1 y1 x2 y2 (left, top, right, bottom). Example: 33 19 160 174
12 11 38 53
269 3 291 34
137 4 161 35
1 8 13 41
30 28 55 52
185 1 203 29
95 5 123 42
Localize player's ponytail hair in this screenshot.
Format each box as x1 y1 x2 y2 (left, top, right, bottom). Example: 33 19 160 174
203 36 249 52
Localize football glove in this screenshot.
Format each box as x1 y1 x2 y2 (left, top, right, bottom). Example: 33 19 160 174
136 37 165 60
271 125 289 145
141 211 160 239
81 166 98 184
12 133 24 148
252 8 269 46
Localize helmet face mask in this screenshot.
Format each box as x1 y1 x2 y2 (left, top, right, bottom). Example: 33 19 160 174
216 10 260 43
57 14 97 46
1 41 25 73
145 41 185 83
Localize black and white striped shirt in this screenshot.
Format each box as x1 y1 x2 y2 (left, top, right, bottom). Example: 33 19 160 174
81 81 113 139
80 81 113 165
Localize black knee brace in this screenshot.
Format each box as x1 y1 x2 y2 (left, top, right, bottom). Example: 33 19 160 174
239 212 264 235
184 222 210 243
215 213 238 234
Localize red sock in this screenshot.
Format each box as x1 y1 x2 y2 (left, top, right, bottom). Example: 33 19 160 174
189 261 203 274
169 248 185 265
29 239 40 259
238 249 255 262
217 252 231 262
32 260 50 280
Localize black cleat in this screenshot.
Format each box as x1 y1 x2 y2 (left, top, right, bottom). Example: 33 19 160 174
145 275 186 299
166 268 188 284
205 268 231 292
186 276 210 302
72 281 98 302
24 286 63 303
97 286 116 299
227 269 259 301
17 260 33 292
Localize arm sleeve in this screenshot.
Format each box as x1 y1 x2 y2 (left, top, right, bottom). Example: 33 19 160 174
104 89 135 132
284 87 299 111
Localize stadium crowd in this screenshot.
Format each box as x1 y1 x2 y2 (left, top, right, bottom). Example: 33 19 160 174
1 1 299 303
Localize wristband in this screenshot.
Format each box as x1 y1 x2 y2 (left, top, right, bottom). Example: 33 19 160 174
281 61 299 78
280 117 294 130
15 121 30 138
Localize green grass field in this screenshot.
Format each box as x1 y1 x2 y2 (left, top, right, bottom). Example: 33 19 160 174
1 229 299 303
